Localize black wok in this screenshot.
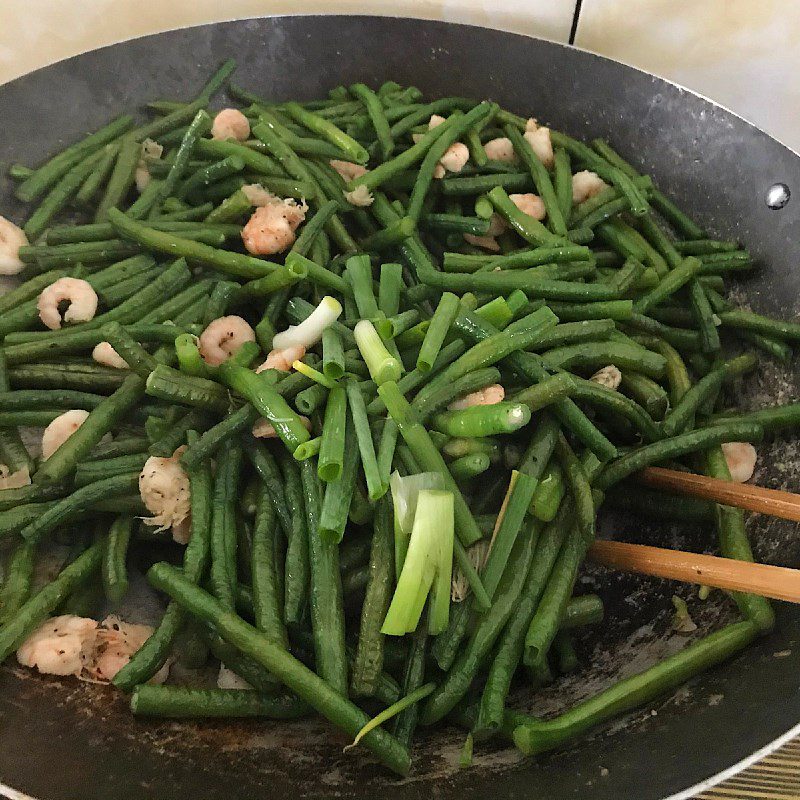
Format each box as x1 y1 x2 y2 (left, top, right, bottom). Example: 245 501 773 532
1 15 800 800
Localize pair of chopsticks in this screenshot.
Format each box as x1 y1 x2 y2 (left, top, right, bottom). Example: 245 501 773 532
588 467 800 603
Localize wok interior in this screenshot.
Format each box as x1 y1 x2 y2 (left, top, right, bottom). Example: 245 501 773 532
1 16 800 800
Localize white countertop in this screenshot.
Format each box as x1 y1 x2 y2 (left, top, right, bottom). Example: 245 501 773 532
1 1 798 151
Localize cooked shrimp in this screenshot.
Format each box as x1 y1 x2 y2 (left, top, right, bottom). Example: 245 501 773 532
344 185 374 207
241 198 308 255
141 138 163 160
438 142 469 175
255 344 306 373
16 614 168 684
211 108 250 141
572 170 608 204
135 138 163 193
218 663 252 690
241 183 272 207
590 365 622 391
0 464 30 489
486 214 508 236
589 364 622 389
134 165 151 192
463 233 500 252
139 448 191 533
0 215 29 275
722 441 757 483
198 315 256 366
41 409 89 461
17 615 98 677
85 616 168 683
92 341 128 369
252 415 311 439
448 384 505 411
509 192 546 220
483 137 517 163
329 159 368 182
171 517 192 545
37 277 98 330
417 115 468 178
463 210 505 249
523 125 554 168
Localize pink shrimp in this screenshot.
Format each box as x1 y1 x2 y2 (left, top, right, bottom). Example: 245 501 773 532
37 277 97 330
572 170 608 203
211 108 250 141
329 159 368 182
509 192 546 220
448 384 506 411
198 315 256 366
721 442 757 483
523 124 554 168
483 137 517 163
255 344 307 373
252 415 312 439
241 199 308 255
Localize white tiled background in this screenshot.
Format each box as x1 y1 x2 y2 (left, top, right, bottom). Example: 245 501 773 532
2 0 800 151
1 4 798 800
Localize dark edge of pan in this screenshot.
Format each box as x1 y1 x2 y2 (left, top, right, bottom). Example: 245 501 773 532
1 15 800 800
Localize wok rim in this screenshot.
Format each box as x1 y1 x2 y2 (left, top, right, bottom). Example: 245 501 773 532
0 14 798 800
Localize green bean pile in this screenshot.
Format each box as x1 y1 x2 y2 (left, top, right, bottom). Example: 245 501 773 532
1 59 797 774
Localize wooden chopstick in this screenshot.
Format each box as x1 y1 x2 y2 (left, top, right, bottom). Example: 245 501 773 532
588 540 800 603
637 466 800 523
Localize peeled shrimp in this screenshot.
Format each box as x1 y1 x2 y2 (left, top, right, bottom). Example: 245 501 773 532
344 185 374 207
448 384 505 411
41 409 89 461
134 165 151 192
16 614 168 684
252 415 311 439
218 663 252 690
37 277 98 331
241 198 308 255
17 615 99 677
134 138 163 193
255 344 306 373
92 341 128 369
438 142 470 176
590 365 622 391
329 159 368 182
86 616 168 683
423 115 469 178
171 517 192 546
0 215 29 275
523 125 554 168
198 315 256 366
509 192 546 220
461 212 507 250
139 448 191 534
241 183 273 207
721 441 757 483
0 464 30 489
572 170 608 204
211 108 250 142
483 137 517 163
463 233 500 252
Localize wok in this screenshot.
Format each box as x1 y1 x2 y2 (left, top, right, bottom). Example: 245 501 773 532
1 15 800 800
